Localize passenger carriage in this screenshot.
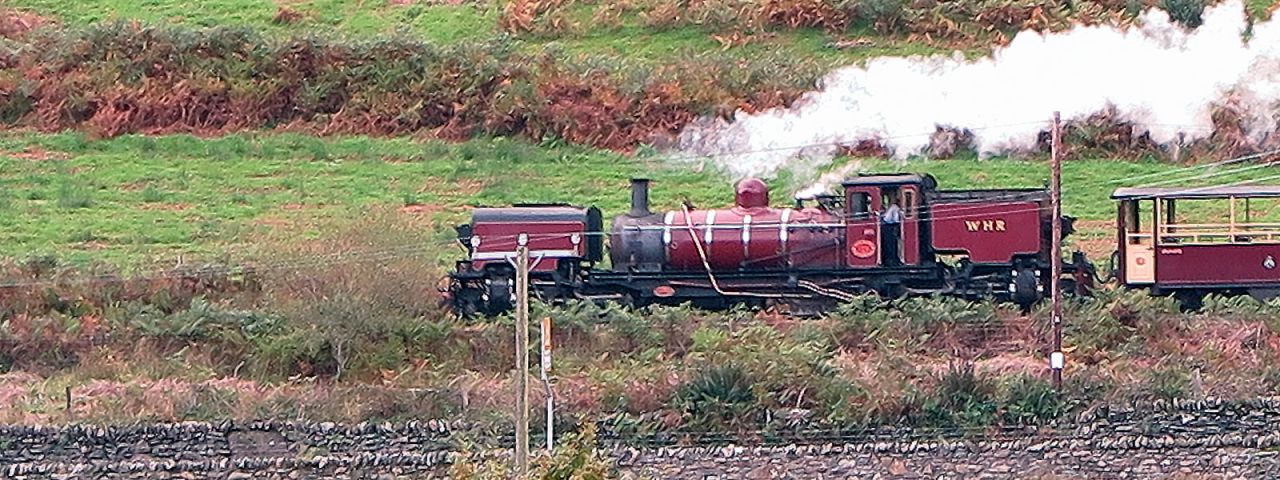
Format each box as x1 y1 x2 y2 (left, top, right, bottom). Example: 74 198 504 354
1113 185 1280 304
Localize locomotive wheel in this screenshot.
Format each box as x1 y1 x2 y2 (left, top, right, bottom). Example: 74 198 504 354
1173 289 1205 312
1013 267 1040 309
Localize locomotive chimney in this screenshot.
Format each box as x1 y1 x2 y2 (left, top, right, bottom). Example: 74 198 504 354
629 178 651 217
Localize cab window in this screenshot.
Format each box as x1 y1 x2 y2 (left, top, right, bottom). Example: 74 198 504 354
849 193 870 220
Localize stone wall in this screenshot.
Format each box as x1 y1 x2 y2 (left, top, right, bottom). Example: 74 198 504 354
611 398 1280 479
6 398 1280 478
1 420 455 478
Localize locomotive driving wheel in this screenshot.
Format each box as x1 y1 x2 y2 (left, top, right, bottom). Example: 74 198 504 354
1012 266 1040 309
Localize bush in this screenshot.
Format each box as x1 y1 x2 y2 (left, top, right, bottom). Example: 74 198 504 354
141 185 165 203
1162 0 1205 27
1139 365 1191 402
534 423 613 480
854 0 909 32
675 364 760 431
999 375 1064 425
1199 294 1280 319
0 312 102 370
259 212 449 379
919 363 997 429
129 296 262 343
1061 288 1177 354
688 323 833 409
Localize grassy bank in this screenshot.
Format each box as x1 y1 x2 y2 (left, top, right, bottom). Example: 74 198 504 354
13 0 1273 69
5 132 1280 265
0 0 955 67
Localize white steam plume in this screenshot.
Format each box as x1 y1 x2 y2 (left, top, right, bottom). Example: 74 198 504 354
793 161 862 199
677 0 1280 186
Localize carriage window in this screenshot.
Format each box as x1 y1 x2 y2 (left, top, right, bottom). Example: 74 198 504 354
902 190 916 219
1124 200 1152 245
1157 196 1280 245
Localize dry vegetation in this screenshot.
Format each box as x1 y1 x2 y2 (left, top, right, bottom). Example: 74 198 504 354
3 0 1279 460
4 213 1280 438
499 0 1188 45
0 0 1265 160
0 21 819 151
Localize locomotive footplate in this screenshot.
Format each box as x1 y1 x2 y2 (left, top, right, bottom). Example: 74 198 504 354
582 266 947 308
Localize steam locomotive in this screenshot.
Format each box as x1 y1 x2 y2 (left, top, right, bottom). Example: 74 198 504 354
446 173 1097 315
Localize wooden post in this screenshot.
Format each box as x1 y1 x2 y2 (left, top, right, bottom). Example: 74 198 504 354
515 233 530 478
1050 112 1065 391
541 316 554 452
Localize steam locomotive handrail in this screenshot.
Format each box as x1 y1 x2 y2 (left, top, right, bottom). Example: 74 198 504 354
625 223 848 230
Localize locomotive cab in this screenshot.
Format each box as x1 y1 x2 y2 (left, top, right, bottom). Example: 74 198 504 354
840 173 933 269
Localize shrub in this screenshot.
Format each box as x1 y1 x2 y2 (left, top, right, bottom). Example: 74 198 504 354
258 211 448 379
129 296 260 343
1061 288 1177 354
919 363 997 428
999 374 1064 425
1139 365 1191 402
675 364 760 431
0 21 822 151
855 0 909 32
1199 294 1280 319
1162 0 1205 27
897 295 997 326
688 323 833 410
534 423 613 480
0 312 102 370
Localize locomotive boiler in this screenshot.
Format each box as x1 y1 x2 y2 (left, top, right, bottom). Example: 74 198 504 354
447 173 1094 316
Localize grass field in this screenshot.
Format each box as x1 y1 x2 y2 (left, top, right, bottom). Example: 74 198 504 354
4 0 958 67
6 132 1279 267
0 133 732 266
12 0 1277 70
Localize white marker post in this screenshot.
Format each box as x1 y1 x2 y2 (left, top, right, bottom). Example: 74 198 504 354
541 316 554 452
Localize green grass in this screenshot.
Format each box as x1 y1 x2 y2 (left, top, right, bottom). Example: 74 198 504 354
6 0 960 68
6 0 497 44
7 132 1279 267
0 132 733 267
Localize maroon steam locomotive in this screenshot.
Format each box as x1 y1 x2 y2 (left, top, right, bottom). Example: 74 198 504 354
447 173 1096 315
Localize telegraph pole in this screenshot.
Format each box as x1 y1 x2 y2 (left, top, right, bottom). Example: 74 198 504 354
541 316 554 452
515 233 530 477
1050 112 1065 390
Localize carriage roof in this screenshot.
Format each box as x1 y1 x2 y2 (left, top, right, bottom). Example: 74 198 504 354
1111 185 1280 200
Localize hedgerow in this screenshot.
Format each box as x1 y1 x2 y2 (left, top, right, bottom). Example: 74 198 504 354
502 0 1164 43
0 22 820 150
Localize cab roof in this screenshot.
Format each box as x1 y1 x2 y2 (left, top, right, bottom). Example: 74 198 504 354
1111 185 1280 200
841 173 933 187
